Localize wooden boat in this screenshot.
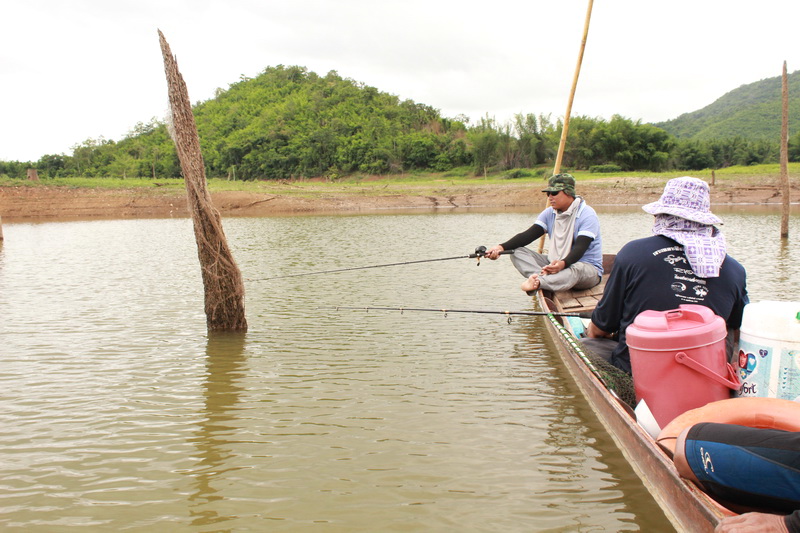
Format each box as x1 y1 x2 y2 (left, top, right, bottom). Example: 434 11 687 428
536 254 734 532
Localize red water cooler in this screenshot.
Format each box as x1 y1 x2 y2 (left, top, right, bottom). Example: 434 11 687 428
627 304 741 428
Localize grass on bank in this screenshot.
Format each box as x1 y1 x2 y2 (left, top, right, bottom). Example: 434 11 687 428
0 163 796 197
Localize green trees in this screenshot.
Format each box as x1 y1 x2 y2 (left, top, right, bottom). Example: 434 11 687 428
514 113 551 168
0 159 29 179
674 137 780 170
459 114 677 175
466 113 554 175
675 141 715 171
787 131 800 162
7 65 793 180
63 138 116 177
557 115 673 172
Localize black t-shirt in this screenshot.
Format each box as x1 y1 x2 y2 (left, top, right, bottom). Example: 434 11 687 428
591 235 749 373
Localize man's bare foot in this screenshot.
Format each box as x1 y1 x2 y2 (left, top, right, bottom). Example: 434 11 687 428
521 274 540 292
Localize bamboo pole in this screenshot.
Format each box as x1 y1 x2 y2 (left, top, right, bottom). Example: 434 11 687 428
780 61 790 239
553 0 594 176
539 0 594 253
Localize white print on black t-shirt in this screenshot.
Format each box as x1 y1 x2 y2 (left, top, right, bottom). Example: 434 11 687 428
663 254 688 266
673 275 708 303
656 246 709 304
693 285 709 297
652 246 683 256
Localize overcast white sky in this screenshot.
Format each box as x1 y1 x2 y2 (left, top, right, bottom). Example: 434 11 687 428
2 0 799 162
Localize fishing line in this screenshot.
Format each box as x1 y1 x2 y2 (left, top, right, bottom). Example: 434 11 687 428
248 246 511 282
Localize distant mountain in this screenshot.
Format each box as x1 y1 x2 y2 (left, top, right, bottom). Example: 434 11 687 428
653 69 800 141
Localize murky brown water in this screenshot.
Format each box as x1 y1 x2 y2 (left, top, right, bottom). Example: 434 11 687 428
1 208 797 531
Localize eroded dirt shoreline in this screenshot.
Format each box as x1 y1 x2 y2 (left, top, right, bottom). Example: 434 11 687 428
0 176 796 221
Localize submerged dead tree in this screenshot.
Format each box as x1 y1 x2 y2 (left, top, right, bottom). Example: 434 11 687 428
158 30 247 331
780 61 791 239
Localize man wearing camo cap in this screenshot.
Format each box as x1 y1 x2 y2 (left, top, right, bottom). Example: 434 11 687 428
485 173 603 293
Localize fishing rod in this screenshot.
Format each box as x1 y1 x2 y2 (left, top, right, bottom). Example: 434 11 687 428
326 306 592 321
248 246 512 282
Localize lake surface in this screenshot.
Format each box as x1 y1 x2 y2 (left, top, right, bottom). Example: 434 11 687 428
1 207 798 532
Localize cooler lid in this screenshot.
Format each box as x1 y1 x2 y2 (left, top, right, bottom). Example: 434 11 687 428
627 304 726 349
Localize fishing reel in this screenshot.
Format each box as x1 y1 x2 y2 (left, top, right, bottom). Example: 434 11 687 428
471 245 512 265
474 245 487 265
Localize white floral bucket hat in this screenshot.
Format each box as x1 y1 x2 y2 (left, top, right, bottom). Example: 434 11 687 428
642 176 722 225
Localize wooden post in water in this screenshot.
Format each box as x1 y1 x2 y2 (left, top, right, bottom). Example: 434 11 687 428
539 0 594 253
0 216 3 241
158 30 248 332
780 61 790 239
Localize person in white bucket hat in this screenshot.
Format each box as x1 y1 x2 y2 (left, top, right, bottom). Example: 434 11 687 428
583 176 749 373
642 176 726 279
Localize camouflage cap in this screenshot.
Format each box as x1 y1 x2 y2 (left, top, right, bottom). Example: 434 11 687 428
542 173 576 196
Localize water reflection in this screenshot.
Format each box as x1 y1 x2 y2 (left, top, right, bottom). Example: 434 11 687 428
189 332 248 527
518 319 672 531
775 237 795 292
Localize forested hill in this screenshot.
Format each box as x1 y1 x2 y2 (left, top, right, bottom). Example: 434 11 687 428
653 69 800 140
189 65 471 179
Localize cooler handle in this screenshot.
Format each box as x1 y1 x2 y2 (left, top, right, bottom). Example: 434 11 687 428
674 352 742 391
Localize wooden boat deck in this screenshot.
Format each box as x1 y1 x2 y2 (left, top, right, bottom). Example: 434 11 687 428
549 254 614 316
553 276 607 314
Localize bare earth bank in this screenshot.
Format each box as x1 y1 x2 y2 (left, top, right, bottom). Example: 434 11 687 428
0 176 796 220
